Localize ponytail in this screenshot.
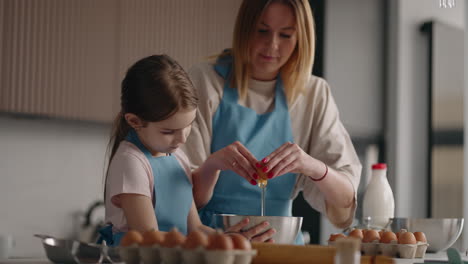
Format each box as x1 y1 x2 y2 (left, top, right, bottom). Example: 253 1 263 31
104 112 131 201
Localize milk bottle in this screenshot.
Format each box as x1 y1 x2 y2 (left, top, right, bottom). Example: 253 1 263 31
362 163 395 228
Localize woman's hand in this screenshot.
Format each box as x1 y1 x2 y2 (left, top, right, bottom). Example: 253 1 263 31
259 142 325 180
207 141 259 185
224 218 276 243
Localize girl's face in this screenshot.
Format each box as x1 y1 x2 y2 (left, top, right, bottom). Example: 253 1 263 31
249 2 298 81
132 108 196 156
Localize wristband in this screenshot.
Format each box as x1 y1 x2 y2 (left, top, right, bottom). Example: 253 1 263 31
310 162 328 182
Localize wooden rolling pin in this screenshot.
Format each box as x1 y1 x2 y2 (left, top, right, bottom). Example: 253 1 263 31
251 243 394 264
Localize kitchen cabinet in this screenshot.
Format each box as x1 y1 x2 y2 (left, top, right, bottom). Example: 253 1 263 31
0 0 241 123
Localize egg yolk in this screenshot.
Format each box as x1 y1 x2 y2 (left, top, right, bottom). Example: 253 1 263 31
257 168 268 188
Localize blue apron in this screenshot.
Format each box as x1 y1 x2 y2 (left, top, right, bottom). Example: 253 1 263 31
199 56 303 244
98 130 193 246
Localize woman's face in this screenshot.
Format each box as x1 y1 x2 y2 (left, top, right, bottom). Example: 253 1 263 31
249 2 298 81
135 108 196 156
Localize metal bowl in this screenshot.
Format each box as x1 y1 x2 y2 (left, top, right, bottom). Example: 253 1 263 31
387 218 464 252
35 234 120 264
213 214 303 244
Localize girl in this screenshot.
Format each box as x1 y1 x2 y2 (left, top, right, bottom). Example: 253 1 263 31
99 55 274 246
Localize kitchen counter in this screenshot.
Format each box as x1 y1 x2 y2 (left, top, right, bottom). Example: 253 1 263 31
1 253 467 264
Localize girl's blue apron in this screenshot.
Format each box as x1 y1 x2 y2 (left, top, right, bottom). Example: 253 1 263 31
98 130 193 246
199 56 303 244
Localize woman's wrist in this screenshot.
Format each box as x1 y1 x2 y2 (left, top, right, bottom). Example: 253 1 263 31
310 162 328 181
202 155 221 174
304 156 328 181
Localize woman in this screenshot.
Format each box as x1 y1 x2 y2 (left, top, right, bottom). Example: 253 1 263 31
184 0 361 244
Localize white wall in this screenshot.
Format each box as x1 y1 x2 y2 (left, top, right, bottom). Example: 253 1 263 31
0 115 110 257
324 0 384 138
387 0 465 219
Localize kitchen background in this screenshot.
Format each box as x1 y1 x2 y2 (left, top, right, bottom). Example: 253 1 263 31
0 0 466 258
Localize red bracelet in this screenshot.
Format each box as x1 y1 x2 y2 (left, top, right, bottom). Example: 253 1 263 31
310 162 328 182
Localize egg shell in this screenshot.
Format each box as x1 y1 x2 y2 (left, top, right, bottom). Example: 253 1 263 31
256 168 268 187
141 229 165 246
380 231 397 243
348 229 364 240
362 229 380 243
228 233 251 250
398 232 417 244
183 230 209 249
121 230 144 247
395 229 407 241
162 228 186 248
328 233 347 242
207 233 234 251
256 168 268 180
378 229 385 238
413 231 427 243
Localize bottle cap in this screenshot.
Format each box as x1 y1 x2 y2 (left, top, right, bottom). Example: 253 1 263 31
372 163 387 170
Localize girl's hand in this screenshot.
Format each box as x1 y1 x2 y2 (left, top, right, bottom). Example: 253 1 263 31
224 218 276 242
207 141 259 185
260 142 322 179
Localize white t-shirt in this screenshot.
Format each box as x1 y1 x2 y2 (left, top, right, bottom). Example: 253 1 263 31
182 61 362 227
104 141 192 233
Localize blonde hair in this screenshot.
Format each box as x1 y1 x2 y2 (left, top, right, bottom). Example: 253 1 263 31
230 0 315 104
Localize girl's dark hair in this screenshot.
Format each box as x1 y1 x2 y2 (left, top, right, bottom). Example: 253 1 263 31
104 54 198 200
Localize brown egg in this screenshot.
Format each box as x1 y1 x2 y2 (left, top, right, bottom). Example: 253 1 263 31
348 229 364 240
120 230 143 247
398 232 417 244
396 229 407 240
362 229 380 243
207 232 233 250
141 229 165 246
161 228 186 248
328 233 347 242
228 233 251 250
378 229 385 238
183 230 209 249
414 231 427 243
380 231 397 243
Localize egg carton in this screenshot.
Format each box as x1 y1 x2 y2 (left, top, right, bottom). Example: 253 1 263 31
119 245 257 264
328 241 428 259
363 241 428 259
